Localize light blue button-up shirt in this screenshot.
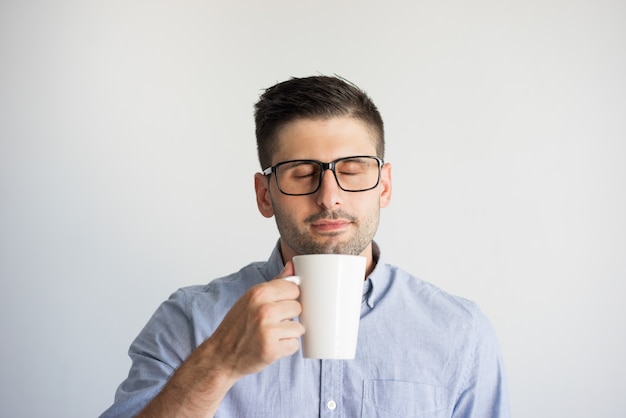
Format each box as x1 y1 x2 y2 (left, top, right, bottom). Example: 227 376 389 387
101 243 510 417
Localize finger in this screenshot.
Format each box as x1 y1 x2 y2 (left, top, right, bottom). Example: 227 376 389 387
246 279 299 307
254 299 302 328
278 318 305 338
265 267 300 300
276 322 305 356
281 321 306 339
274 299 302 321
277 337 301 357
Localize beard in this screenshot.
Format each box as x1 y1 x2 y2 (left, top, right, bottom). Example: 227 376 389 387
272 201 380 256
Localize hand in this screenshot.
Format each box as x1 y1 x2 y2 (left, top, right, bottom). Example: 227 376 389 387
202 261 304 378
136 263 303 418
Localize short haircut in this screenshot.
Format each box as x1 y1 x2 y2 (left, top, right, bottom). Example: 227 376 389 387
254 75 385 169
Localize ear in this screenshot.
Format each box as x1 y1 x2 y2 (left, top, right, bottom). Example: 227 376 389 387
254 172 275 218
379 162 392 208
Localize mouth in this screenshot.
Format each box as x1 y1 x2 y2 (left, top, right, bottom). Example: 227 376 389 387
310 219 351 233
305 210 356 235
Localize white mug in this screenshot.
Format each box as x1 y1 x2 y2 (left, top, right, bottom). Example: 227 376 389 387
285 254 366 359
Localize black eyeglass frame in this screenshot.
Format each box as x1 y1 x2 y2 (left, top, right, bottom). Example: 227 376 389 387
262 155 385 196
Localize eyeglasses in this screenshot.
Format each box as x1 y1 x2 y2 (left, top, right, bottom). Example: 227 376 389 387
263 155 384 196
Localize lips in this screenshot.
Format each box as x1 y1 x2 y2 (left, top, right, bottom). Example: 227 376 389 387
310 219 351 233
306 210 356 234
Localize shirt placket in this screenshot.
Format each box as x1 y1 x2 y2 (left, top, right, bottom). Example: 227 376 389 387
319 359 343 417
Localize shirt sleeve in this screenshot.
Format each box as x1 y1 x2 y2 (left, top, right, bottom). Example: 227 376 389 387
99 289 194 418
452 306 511 418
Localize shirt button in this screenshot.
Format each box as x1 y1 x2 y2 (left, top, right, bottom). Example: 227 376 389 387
327 400 337 410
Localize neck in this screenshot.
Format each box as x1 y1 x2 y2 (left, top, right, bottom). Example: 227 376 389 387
279 240 377 280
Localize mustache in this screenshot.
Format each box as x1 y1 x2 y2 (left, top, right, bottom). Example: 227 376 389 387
305 210 357 224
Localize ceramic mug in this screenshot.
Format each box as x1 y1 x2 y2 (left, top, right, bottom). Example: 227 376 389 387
285 254 366 359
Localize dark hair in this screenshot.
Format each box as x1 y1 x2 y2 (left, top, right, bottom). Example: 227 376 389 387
254 75 385 169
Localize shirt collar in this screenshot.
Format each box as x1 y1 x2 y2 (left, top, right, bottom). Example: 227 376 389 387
363 241 389 309
263 241 285 281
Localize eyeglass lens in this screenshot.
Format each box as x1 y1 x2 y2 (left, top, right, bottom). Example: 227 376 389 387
276 157 380 195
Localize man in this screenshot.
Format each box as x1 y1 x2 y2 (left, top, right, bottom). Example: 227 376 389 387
101 76 510 417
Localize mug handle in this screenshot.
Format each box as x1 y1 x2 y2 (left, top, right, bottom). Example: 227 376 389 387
282 275 301 285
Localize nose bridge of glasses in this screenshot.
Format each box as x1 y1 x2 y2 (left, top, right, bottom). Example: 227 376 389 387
318 161 340 186
320 161 335 176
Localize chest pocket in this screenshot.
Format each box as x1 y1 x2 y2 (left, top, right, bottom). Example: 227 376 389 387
361 380 451 417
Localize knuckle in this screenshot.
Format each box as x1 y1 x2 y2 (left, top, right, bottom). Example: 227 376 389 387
257 337 279 363
256 303 276 321
247 283 272 302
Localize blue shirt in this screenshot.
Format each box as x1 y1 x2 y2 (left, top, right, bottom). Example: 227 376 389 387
101 243 510 417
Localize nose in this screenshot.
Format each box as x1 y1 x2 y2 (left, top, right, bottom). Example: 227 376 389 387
315 168 342 209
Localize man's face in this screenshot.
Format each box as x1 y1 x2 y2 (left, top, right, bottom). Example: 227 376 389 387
254 117 392 263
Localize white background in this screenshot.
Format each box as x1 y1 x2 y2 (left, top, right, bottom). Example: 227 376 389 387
1 1 625 417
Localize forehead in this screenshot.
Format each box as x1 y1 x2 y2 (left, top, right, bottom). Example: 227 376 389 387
272 117 378 163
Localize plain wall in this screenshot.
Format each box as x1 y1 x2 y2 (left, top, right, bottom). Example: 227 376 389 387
1 1 624 417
